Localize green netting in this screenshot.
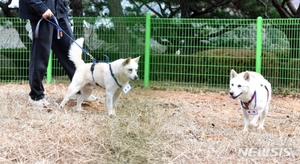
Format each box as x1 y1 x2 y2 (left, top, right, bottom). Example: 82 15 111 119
0 16 300 93
149 18 257 91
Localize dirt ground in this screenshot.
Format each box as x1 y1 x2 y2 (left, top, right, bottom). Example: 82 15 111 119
1 82 300 163
134 85 300 133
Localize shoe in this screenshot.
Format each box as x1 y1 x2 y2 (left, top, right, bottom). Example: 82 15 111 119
70 94 98 102
28 97 50 106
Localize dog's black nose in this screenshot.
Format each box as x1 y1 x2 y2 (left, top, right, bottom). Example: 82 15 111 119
134 76 139 80
229 92 234 96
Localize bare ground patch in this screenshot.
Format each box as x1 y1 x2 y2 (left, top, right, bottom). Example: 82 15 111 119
0 83 300 163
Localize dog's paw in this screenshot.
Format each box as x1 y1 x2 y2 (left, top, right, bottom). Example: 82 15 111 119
75 107 87 113
250 122 258 127
242 128 248 132
243 125 249 132
257 126 265 131
85 95 98 102
108 111 116 117
54 102 63 110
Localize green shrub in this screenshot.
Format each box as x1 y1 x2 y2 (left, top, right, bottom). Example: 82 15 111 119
0 54 18 81
280 59 300 89
197 49 256 85
150 54 202 83
150 48 287 85
150 49 258 85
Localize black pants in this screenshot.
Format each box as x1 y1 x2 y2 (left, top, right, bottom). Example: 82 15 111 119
29 17 76 100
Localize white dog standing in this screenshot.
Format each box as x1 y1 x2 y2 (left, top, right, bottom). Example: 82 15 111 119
59 38 140 116
229 69 272 131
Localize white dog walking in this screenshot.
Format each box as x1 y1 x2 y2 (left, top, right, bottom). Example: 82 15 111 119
229 69 272 131
59 38 140 116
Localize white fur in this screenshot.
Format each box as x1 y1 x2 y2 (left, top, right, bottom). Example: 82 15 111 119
229 69 272 131
59 37 140 116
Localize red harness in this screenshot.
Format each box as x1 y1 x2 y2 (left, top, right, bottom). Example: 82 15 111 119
240 85 269 109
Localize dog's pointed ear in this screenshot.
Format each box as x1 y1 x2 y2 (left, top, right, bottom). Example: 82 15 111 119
230 69 238 79
122 57 131 66
244 71 250 81
134 56 141 63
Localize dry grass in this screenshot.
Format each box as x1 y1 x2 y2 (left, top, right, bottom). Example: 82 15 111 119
0 82 300 163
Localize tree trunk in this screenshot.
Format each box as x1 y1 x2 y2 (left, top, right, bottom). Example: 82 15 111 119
180 0 191 18
107 0 123 17
69 0 83 17
69 0 83 39
107 0 129 58
272 0 300 58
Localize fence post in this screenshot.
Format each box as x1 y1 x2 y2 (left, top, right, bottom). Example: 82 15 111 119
256 16 263 73
47 50 53 84
144 12 151 87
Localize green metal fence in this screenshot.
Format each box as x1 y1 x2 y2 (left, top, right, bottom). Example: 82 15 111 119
1 14 300 93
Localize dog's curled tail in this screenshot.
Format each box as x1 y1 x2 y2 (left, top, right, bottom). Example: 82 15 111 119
69 37 85 68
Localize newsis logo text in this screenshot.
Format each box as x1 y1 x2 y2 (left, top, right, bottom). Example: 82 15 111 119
237 147 293 157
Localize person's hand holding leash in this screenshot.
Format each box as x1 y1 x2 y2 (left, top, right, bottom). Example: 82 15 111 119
42 9 53 18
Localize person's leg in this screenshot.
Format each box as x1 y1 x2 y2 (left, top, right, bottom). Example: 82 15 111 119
52 18 97 102
51 17 76 81
29 20 54 101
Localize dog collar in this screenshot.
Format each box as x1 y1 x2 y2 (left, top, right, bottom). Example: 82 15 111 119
109 63 122 88
240 85 270 110
240 91 256 109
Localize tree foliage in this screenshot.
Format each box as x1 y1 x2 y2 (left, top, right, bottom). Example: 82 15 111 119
125 0 284 18
0 0 299 59
81 0 106 17
0 0 298 19
0 0 18 17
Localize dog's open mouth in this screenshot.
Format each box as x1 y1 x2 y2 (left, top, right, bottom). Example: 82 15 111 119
130 77 139 81
231 92 242 99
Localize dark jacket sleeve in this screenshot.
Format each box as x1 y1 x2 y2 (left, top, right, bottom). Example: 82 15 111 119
19 0 56 20
24 0 49 16
56 0 69 19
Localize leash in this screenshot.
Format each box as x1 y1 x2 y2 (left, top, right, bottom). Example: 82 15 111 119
35 15 95 61
36 16 122 88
